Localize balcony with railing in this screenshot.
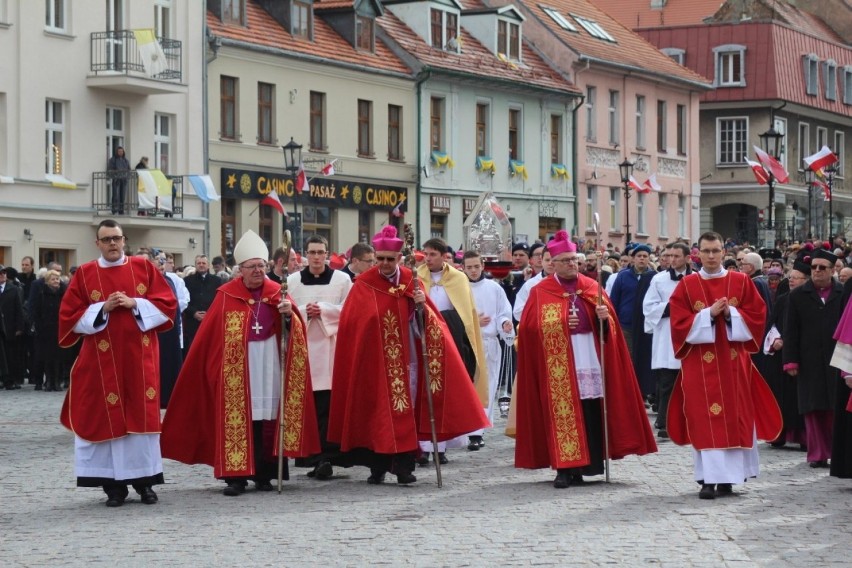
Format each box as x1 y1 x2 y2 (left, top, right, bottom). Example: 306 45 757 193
87 30 186 95
92 170 184 218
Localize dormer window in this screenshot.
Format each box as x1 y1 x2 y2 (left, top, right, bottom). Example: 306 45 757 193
541 7 577 32
661 47 685 65
356 16 374 52
713 44 746 87
292 0 312 39
498 20 520 61
825 60 837 101
572 14 615 43
804 54 819 96
222 0 245 26
430 8 458 51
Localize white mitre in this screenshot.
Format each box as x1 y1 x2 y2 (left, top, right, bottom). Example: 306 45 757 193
233 230 268 264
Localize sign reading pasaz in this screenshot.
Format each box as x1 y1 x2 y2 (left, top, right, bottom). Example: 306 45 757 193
221 167 407 212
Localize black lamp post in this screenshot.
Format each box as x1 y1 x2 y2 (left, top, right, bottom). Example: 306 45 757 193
825 160 838 242
804 167 816 239
619 158 634 245
282 137 303 251
758 125 784 247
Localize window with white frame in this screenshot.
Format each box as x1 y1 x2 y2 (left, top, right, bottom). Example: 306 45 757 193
608 90 619 145
572 14 615 43
586 86 596 141
804 54 819 96
497 20 521 61
105 107 125 161
678 195 686 237
586 185 596 231
835 131 845 178
657 100 667 152
798 122 810 171
817 126 828 151
45 0 67 32
430 96 444 151
155 0 172 38
476 102 490 157
717 117 747 164
635 95 646 149
542 7 577 32
45 100 65 175
658 193 668 237
609 187 619 231
677 104 687 155
661 48 685 65
222 0 244 26
713 45 746 87
508 107 522 160
844 67 852 105
825 60 837 101
430 8 459 51
637 192 646 234
550 114 563 163
292 0 312 39
774 117 787 171
154 113 171 174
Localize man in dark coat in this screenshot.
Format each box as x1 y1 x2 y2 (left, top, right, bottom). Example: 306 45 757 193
182 254 223 356
0 265 26 390
783 249 844 468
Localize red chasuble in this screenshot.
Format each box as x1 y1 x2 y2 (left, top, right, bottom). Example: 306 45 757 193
59 256 176 442
668 271 782 449
161 278 320 479
327 265 489 454
513 274 657 470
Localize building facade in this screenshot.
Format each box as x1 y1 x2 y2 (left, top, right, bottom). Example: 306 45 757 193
0 0 207 270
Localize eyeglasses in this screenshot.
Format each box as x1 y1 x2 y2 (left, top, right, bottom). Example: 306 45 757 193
306 250 327 256
98 236 125 244
811 264 831 271
357 257 376 264
240 263 267 271
375 256 397 262
553 257 579 264
700 249 723 255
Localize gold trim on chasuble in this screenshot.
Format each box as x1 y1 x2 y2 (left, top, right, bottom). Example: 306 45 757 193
97 340 110 352
223 311 248 473
106 392 119 405
710 403 722 415
382 310 410 413
282 317 308 453
136 283 147 295
693 300 705 312
540 302 582 463
425 310 444 395
146 387 156 400
90 290 102 302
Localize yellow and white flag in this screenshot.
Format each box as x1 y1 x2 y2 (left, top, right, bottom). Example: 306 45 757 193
133 29 168 77
137 169 173 212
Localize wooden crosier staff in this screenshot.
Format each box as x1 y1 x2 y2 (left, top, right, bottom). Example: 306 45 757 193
402 224 442 488
592 213 611 482
277 229 292 494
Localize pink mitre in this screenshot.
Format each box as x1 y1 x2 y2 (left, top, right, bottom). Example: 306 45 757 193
372 225 403 253
546 230 576 257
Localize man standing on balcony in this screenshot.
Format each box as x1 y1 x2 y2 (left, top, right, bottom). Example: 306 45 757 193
107 147 130 215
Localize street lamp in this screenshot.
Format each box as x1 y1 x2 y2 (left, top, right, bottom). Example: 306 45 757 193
758 125 784 246
281 137 303 251
619 158 634 245
825 159 838 242
804 167 816 239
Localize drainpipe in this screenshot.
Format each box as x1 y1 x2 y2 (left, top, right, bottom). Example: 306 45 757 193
572 59 591 239
415 69 433 245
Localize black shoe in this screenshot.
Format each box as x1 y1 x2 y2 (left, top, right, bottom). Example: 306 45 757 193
657 429 669 439
315 461 333 480
809 460 829 468
716 483 733 496
105 486 128 507
396 472 417 484
437 452 449 465
416 455 430 466
553 471 571 489
137 486 158 505
467 436 482 451
572 474 584 485
223 481 246 496
699 484 716 500
367 470 386 485
34 384 43 391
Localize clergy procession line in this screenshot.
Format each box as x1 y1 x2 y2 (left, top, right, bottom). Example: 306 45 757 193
28 220 852 507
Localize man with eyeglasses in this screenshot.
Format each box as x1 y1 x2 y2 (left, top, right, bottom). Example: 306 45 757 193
328 226 488 485
340 242 375 281
783 247 844 469
514 230 656 488
668 231 781 500
163 230 320 497
58 219 177 507
287 235 352 481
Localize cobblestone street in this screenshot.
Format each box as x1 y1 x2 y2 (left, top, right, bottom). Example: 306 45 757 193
2 386 851 567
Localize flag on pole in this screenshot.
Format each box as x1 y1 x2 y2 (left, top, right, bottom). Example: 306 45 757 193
132 29 168 77
804 145 838 173
753 146 789 184
745 159 769 185
643 173 662 192
628 175 645 193
188 174 220 202
137 169 173 211
392 194 407 218
295 163 309 195
261 190 286 214
321 159 338 176
815 179 831 201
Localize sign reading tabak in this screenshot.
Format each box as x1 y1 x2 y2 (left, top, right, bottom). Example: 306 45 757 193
221 167 407 211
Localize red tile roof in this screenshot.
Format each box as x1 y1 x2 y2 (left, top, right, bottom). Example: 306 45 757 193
505 0 711 88
207 1 411 77
378 7 579 95
640 21 852 115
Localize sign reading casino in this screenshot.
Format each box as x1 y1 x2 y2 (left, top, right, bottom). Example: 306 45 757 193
221 168 407 211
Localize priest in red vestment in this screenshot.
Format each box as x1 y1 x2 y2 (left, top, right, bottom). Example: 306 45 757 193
514 230 657 488
59 219 176 507
668 231 781 500
327 226 489 485
161 230 320 496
